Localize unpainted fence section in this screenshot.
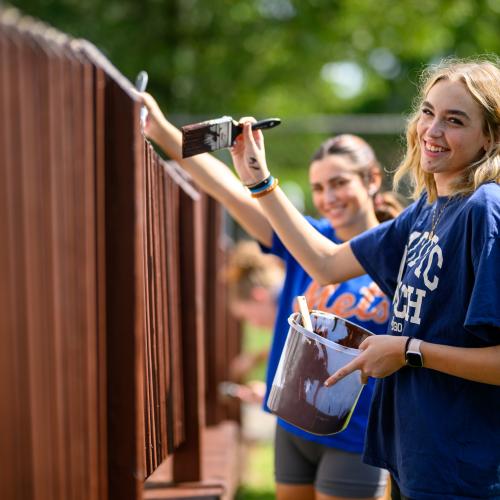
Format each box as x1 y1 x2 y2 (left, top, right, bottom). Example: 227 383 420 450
0 10 241 500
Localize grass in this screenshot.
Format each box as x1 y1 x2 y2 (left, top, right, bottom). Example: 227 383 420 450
236 323 275 499
236 440 275 499
241 323 272 382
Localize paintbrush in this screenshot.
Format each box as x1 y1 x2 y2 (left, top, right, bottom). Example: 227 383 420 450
135 70 149 127
297 296 313 332
181 116 281 158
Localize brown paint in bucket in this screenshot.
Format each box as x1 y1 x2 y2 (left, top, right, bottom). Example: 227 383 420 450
267 310 373 435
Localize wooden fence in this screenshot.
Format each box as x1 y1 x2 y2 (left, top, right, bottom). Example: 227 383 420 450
0 9 241 500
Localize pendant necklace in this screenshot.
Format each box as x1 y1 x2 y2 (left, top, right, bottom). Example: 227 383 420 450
428 197 452 240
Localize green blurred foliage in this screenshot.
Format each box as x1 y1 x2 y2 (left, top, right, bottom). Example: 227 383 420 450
241 322 270 382
8 0 499 209
9 0 499 115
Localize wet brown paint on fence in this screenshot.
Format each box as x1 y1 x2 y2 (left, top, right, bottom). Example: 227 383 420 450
1 9 241 500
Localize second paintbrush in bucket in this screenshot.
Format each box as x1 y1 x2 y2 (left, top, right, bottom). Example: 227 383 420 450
181 116 281 158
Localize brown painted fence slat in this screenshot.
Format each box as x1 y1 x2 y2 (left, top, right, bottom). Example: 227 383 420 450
1 10 241 500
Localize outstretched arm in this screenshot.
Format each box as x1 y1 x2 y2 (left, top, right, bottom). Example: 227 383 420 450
138 93 273 247
230 120 366 285
324 335 500 386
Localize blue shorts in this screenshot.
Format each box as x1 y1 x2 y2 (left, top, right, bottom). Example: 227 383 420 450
275 424 388 498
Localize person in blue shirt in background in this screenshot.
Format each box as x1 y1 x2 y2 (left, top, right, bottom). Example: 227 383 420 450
230 57 500 500
139 91 399 499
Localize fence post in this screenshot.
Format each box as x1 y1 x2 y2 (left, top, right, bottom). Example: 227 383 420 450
172 190 207 482
103 82 146 500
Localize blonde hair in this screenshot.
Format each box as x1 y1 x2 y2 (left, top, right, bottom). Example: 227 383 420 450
223 240 284 301
394 57 500 202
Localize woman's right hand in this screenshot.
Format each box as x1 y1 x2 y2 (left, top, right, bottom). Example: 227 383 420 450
230 118 271 186
324 335 408 386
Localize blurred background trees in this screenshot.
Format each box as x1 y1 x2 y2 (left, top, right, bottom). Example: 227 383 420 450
8 0 500 209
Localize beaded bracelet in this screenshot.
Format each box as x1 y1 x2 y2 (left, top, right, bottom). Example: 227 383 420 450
251 177 279 198
247 175 274 194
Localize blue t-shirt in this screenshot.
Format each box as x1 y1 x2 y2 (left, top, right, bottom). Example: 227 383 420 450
351 183 500 499
262 216 391 452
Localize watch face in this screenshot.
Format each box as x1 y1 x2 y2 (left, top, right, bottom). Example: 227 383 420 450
406 351 423 368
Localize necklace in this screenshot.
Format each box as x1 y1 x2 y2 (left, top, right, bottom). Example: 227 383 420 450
428 197 452 240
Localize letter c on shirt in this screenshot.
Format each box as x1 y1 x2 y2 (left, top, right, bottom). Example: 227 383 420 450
423 244 443 291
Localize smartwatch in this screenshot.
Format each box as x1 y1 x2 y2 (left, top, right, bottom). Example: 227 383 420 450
405 337 424 368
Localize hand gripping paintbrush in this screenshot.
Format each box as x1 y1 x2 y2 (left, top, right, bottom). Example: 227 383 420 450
181 116 281 158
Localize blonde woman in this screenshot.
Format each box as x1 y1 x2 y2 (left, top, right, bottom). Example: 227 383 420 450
231 58 500 499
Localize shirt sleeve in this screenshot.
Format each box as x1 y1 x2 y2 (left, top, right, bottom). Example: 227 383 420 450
259 226 287 259
465 234 500 342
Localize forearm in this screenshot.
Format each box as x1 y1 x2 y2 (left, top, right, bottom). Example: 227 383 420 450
421 342 500 385
257 187 365 284
151 119 273 246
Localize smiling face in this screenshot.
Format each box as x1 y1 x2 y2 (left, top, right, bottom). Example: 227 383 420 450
416 79 490 195
309 154 378 233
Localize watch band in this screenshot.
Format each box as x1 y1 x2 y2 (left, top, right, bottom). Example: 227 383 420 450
404 336 413 355
409 338 422 351
405 338 424 368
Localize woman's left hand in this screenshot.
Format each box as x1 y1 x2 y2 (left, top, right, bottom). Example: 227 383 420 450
324 335 408 386
230 118 270 186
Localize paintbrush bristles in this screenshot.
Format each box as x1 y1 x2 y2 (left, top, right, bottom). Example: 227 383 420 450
182 116 235 158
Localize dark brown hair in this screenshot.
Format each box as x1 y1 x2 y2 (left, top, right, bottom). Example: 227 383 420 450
311 134 381 179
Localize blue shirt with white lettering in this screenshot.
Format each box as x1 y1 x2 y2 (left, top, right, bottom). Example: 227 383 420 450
262 216 391 452
350 182 500 499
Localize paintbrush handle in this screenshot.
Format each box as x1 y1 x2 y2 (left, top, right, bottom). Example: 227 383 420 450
250 118 281 131
232 118 281 143
135 71 148 92
297 296 313 332
135 71 149 127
